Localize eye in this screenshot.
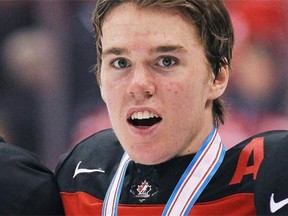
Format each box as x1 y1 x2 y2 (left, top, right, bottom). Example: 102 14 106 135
112 58 131 69
156 56 178 67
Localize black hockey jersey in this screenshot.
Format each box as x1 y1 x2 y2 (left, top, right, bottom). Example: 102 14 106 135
0 138 64 215
255 132 288 215
56 129 288 215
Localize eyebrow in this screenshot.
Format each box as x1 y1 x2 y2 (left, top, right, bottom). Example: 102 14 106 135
102 45 187 57
102 47 129 56
150 45 187 53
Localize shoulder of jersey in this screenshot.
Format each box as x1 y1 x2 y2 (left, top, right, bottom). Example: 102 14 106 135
55 129 125 199
56 128 124 174
0 140 52 174
202 130 288 201
0 139 64 215
254 130 288 215
228 129 288 153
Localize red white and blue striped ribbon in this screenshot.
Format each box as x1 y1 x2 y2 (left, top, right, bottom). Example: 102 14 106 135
102 152 131 216
162 127 225 215
102 127 225 216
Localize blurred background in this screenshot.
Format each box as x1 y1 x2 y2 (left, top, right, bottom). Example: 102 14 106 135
0 1 287 170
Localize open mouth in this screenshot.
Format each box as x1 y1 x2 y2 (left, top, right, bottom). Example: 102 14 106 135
128 111 162 127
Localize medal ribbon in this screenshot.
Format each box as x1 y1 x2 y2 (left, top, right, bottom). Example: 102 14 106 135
162 127 225 215
102 152 131 216
102 127 225 216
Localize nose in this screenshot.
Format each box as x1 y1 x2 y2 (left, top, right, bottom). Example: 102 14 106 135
127 65 156 100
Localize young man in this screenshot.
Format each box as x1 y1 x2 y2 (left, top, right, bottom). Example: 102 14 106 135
0 137 64 215
56 0 288 215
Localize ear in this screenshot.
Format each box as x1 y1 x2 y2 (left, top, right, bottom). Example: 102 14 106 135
208 65 229 100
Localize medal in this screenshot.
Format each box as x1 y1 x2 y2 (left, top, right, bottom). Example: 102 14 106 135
102 127 226 216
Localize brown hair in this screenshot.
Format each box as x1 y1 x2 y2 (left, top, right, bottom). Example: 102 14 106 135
92 0 234 127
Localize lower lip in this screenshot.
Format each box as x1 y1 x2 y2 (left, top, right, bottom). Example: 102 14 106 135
128 121 161 136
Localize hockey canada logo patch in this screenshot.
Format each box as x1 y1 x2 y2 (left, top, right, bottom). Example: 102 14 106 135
130 179 158 202
136 180 151 198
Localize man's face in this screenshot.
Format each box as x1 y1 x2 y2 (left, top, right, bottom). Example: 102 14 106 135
100 3 224 164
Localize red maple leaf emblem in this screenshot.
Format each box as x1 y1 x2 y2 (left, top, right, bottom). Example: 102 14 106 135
137 180 148 193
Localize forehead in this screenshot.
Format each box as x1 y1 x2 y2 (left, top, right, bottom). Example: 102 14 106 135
101 2 200 50
103 2 184 22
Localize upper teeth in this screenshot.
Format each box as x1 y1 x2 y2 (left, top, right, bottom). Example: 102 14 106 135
131 111 158 120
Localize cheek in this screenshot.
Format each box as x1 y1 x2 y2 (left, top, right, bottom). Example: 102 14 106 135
100 84 110 103
100 86 106 102
165 81 196 100
164 80 207 111
164 82 189 107
101 83 117 107
165 81 184 94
